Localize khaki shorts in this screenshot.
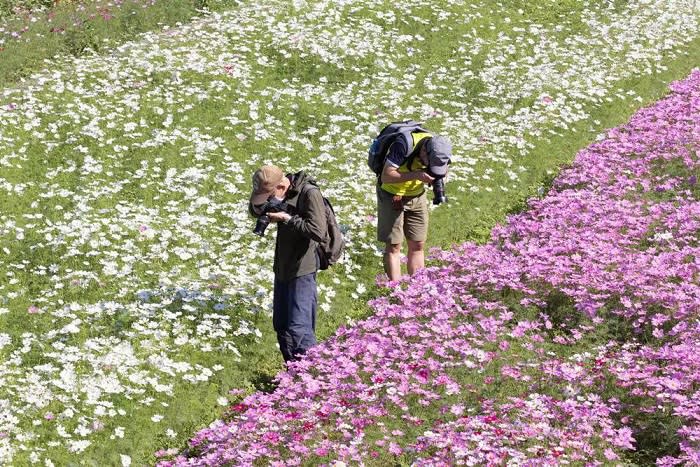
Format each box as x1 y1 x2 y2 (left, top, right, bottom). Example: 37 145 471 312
376 186 429 244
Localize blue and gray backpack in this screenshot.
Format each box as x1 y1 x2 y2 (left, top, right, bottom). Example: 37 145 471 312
367 120 431 176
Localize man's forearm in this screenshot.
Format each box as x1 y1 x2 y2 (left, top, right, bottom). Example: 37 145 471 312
381 167 423 184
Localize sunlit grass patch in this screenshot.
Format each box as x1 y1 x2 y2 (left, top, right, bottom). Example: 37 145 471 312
0 0 699 464
0 0 232 85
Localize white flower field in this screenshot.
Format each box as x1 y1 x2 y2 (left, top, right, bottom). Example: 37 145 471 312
0 0 698 464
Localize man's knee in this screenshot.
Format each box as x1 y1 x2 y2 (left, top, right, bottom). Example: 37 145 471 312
407 240 425 252
385 243 401 254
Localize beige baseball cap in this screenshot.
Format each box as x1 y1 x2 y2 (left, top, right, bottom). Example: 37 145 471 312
250 165 285 206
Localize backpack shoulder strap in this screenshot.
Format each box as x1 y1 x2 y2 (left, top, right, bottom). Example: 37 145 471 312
299 181 328 216
396 125 431 165
369 120 430 175
300 180 320 197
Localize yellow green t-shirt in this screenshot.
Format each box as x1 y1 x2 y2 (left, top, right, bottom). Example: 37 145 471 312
381 132 431 196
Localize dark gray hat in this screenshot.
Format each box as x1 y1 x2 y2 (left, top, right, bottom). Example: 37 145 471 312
426 135 452 176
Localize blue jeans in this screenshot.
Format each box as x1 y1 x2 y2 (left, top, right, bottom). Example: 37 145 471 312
273 273 317 363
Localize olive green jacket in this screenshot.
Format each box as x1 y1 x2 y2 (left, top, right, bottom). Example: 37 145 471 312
249 171 327 282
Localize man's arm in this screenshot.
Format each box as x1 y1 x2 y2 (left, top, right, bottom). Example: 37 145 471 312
381 162 434 184
380 140 434 184
269 188 326 242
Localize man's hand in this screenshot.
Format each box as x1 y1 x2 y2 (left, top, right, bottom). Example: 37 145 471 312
381 164 436 184
268 211 292 223
416 171 434 183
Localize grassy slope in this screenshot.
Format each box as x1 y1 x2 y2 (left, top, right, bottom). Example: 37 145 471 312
1 1 699 464
0 0 233 86
85 26 700 467
152 35 700 466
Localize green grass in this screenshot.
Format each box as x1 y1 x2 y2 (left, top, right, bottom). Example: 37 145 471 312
76 36 700 464
1 0 699 464
0 0 236 86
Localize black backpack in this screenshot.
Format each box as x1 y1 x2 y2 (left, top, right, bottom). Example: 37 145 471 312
302 184 345 270
367 120 431 176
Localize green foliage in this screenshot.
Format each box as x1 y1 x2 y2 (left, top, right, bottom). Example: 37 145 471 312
541 289 582 333
623 406 683 465
1 1 699 464
0 0 51 19
0 0 237 85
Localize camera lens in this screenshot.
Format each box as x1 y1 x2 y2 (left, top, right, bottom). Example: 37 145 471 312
432 178 447 205
253 214 270 236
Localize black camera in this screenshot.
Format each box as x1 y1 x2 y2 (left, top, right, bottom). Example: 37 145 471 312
426 169 447 205
432 177 447 205
253 198 288 236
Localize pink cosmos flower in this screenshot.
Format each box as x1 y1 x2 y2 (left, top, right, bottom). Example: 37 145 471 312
388 442 402 455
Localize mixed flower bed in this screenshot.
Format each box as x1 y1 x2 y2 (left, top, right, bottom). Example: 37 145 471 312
0 0 698 463
158 70 700 465
0 0 219 85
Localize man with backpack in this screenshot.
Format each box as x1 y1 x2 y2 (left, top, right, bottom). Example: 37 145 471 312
248 165 329 364
369 121 452 282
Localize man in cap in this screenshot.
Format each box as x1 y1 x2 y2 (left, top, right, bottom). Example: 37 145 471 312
249 165 327 364
377 132 451 281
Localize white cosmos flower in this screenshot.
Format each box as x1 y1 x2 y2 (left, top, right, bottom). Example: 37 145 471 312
67 440 91 453
0 334 11 348
0 0 696 462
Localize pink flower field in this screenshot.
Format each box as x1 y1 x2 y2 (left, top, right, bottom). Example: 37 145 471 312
157 70 700 466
